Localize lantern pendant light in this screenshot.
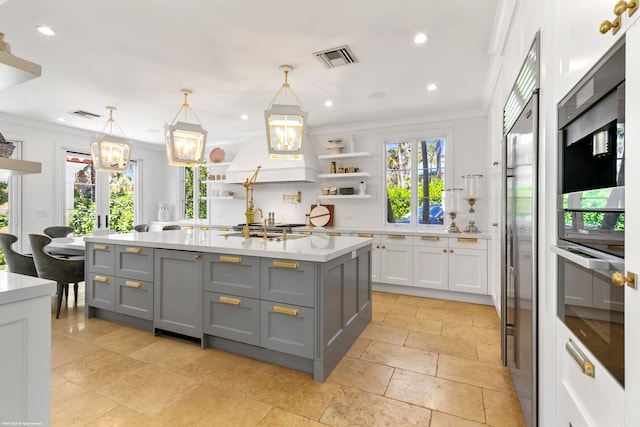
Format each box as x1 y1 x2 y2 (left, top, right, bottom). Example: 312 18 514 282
165 89 207 167
264 65 307 159
90 106 132 173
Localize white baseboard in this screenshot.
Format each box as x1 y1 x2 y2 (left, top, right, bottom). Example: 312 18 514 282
372 282 494 306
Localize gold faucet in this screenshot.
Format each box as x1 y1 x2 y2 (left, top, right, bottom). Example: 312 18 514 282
242 165 262 238
263 219 268 239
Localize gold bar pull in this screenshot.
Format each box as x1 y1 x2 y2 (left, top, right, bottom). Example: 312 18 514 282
299 231 312 235
387 234 405 239
125 247 142 254
421 236 440 241
457 238 478 243
95 244 109 251
327 232 341 236
358 233 373 238
273 260 299 269
183 225 194 230
566 340 595 377
94 275 110 283
217 227 229 231
220 296 242 305
220 255 241 263
125 280 142 288
200 226 210 231
272 305 299 316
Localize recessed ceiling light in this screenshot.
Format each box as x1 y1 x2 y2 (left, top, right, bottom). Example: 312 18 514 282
414 33 428 44
56 117 66 122
324 100 333 107
427 83 438 91
36 26 56 36
241 114 248 120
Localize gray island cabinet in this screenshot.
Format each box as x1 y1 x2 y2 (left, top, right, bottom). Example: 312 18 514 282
84 230 372 381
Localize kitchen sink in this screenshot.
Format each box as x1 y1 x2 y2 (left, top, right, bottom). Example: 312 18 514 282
223 232 308 241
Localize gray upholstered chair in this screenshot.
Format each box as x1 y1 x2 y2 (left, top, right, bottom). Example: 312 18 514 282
28 234 85 319
0 232 38 277
162 225 180 231
134 224 149 232
43 226 74 238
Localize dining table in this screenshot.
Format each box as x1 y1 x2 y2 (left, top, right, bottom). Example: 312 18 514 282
47 236 86 257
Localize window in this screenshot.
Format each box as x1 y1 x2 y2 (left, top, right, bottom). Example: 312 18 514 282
385 137 446 226
182 165 207 220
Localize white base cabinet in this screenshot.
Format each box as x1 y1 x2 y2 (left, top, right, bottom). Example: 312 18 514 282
379 234 413 286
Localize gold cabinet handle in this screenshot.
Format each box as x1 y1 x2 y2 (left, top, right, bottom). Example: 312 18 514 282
125 280 142 288
600 17 621 35
272 305 299 316
299 231 312 235
492 223 498 227
327 232 341 236
94 275 110 283
614 0 630 15
421 236 440 241
219 296 242 305
387 234 405 239
220 255 241 263
628 0 638 16
566 340 595 377
125 246 142 254
217 227 229 231
358 233 373 238
443 249 448 253
457 237 478 243
273 260 299 269
95 244 109 251
200 226 209 231
194 255 202 260
381 245 386 249
184 225 194 230
450 249 454 253
612 271 638 289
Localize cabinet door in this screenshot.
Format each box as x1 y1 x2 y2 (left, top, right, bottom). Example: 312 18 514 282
204 292 260 346
260 301 314 358
448 248 487 294
86 272 115 310
379 243 413 286
116 245 154 282
203 253 260 298
261 259 315 307
115 277 153 320
413 245 449 290
86 242 115 275
154 249 203 339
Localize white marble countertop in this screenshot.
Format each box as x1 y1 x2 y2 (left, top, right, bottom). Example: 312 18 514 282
84 229 373 262
0 271 56 305
291 226 492 239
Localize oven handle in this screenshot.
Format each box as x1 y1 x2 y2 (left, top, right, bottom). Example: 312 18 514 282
550 245 610 270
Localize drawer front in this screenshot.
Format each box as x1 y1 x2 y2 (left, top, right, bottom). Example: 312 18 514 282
449 236 487 250
86 272 115 310
115 277 153 320
203 253 261 298
260 301 314 359
204 292 260 346
261 259 315 307
412 234 448 248
86 243 115 275
116 245 154 281
380 233 412 246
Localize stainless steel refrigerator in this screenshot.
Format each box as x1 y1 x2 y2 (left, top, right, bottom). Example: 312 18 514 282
502 91 538 427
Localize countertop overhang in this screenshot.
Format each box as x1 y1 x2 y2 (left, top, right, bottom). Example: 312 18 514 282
0 271 55 305
84 230 373 262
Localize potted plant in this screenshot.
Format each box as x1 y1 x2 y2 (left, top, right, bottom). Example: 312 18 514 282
0 132 15 158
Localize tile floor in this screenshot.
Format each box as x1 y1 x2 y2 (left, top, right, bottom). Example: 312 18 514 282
50 288 526 426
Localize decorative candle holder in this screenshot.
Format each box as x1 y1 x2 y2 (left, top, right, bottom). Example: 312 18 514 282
462 174 483 233
444 188 463 233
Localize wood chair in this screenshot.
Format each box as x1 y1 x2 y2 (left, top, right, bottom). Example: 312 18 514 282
28 234 85 319
43 226 74 238
0 232 38 277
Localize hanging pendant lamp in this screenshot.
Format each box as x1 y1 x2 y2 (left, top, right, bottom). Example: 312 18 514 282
165 89 207 167
264 65 307 158
90 106 132 173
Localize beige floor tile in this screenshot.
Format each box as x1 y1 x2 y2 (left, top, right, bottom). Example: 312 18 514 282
92 326 160 355
405 331 478 361
371 310 388 324
52 347 146 391
416 307 474 326
326 357 394 395
371 300 418 316
360 323 408 345
430 411 487 427
443 301 495 315
51 381 118 426
396 294 447 309
85 405 159 427
51 334 102 369
385 369 485 423
157 382 273 427
442 322 501 346
437 354 516 394
382 313 442 335
128 336 205 370
320 386 431 426
372 291 400 304
51 372 68 389
360 341 438 376
472 310 501 330
258 408 326 426
97 365 201 417
346 337 371 358
483 388 527 427
477 343 502 365
62 318 124 343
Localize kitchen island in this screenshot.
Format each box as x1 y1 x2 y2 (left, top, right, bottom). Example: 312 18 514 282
84 229 372 381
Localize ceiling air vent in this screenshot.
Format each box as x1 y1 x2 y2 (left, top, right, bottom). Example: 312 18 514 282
69 110 101 119
313 45 358 68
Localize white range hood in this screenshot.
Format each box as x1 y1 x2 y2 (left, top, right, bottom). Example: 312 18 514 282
225 136 319 183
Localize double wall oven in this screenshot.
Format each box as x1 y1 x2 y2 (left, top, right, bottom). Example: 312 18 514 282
553 38 626 386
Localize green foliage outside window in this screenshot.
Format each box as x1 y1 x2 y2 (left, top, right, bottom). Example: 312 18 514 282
184 166 207 219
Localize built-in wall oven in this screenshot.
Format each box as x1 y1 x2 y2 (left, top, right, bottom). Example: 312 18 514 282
553 38 625 386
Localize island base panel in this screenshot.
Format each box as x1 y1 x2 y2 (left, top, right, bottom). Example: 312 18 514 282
87 307 153 332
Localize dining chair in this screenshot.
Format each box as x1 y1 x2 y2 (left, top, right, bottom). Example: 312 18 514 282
134 224 149 232
162 225 181 231
43 226 74 238
0 232 38 277
28 234 85 319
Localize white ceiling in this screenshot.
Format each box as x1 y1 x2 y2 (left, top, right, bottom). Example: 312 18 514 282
0 0 501 146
